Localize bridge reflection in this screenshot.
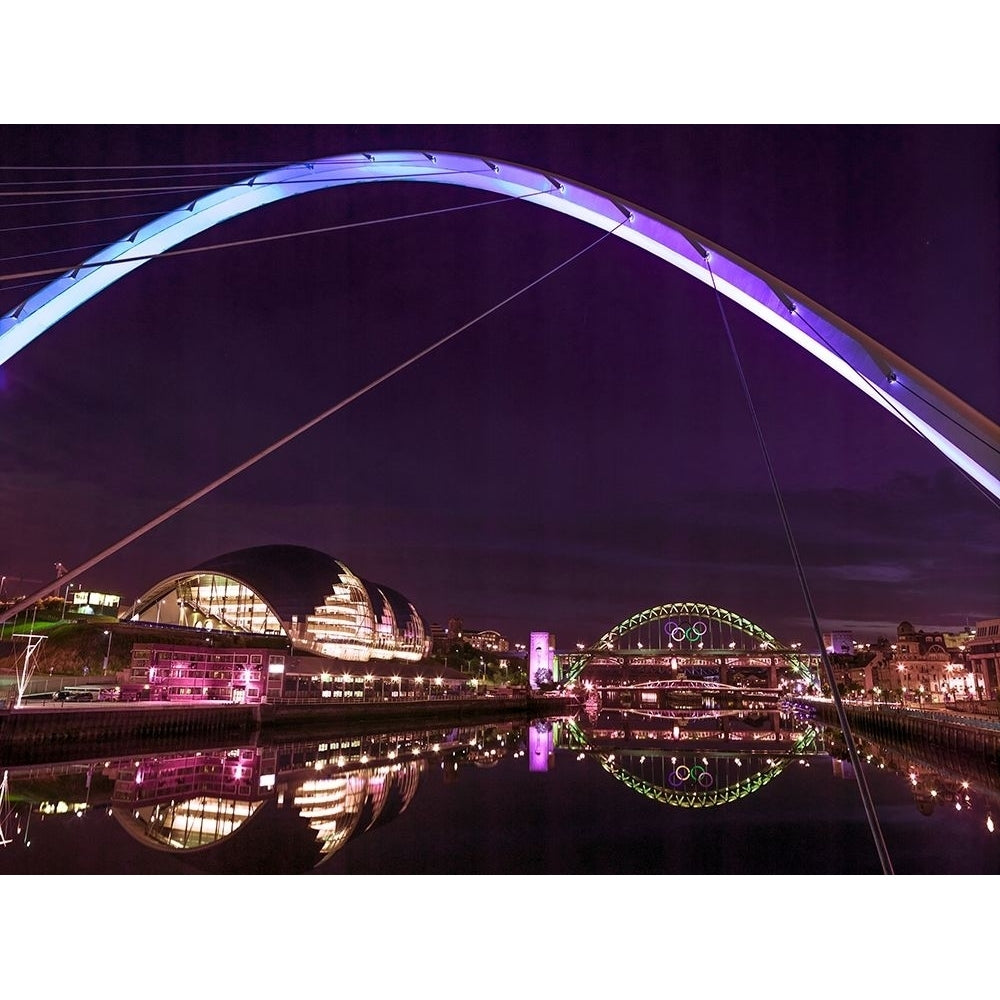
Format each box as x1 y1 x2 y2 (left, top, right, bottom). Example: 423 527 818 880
0 708 824 870
561 705 822 807
4 707 997 871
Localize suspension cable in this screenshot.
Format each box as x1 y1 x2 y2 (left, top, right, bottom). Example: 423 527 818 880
0 184 554 286
0 160 293 171
705 258 895 876
0 166 285 189
0 163 494 212
0 222 621 627
0 209 174 235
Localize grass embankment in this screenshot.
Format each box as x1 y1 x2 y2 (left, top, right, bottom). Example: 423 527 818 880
2 614 292 680
2 614 121 677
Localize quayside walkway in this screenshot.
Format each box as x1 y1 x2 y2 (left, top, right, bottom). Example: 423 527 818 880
0 693 578 765
800 698 1000 763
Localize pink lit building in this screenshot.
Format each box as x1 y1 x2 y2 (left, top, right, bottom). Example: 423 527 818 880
124 644 276 703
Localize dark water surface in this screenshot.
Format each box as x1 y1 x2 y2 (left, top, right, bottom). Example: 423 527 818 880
2 707 999 875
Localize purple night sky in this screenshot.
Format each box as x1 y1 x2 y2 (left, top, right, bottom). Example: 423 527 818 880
1 125 997 648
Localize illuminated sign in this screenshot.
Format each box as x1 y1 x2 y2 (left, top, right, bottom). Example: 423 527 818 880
72 591 121 608
664 620 707 642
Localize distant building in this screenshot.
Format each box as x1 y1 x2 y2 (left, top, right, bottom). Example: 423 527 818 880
429 622 449 653
823 631 855 655
435 617 510 653
872 621 974 703
464 629 510 653
966 619 1000 700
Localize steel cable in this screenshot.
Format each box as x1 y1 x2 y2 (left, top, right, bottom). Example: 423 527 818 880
706 258 895 876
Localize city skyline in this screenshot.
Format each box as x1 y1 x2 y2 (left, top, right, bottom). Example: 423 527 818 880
1 125 997 647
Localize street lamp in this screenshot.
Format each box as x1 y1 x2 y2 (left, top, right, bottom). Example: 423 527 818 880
102 629 113 674
61 582 75 619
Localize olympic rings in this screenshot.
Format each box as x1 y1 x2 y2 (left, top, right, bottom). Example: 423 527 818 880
664 620 708 643
667 763 715 788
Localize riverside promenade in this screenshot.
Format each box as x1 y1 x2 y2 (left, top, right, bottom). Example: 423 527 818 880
0 691 579 766
802 698 1000 765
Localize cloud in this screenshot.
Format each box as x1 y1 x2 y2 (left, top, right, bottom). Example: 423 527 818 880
823 564 914 584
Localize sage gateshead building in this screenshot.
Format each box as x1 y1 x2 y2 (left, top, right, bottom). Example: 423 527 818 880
124 544 430 663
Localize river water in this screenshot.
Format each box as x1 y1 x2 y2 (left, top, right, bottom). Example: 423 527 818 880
2 705 999 875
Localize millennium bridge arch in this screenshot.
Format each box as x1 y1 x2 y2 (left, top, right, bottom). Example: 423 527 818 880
1 151 998 500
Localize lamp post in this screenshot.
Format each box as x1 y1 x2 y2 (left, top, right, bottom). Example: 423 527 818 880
61 582 75 619
102 629 113 674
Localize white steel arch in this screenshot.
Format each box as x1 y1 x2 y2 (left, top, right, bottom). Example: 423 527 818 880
2 150 998 498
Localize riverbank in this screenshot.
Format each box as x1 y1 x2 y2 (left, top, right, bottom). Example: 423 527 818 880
0 693 579 765
800 698 1000 765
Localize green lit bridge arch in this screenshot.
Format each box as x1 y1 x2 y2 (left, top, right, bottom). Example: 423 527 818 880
563 601 814 682
563 718 821 808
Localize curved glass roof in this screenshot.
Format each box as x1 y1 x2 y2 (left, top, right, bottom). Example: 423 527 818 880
191 544 353 624
126 544 429 661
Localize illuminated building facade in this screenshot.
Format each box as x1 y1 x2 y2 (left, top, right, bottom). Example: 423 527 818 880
123 644 468 704
125 545 430 663
429 619 509 655
872 620 976 703
124 644 278 703
966 619 1000 700
464 629 510 653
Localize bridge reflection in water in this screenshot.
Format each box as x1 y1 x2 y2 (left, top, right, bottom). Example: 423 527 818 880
2 705 998 872
0 705 820 866
561 701 822 807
